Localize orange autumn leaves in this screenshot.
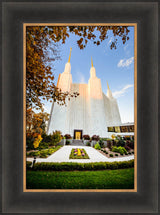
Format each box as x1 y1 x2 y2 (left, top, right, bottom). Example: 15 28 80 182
26 108 49 136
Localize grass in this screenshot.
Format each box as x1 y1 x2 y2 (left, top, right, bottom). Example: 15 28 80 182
69 148 89 159
26 168 134 189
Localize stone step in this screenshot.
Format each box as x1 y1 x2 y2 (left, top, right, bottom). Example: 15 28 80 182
71 139 84 146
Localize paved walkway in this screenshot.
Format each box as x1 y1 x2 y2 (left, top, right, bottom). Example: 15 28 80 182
27 146 134 163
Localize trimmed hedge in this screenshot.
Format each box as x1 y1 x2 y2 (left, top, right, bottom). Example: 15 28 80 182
30 160 134 171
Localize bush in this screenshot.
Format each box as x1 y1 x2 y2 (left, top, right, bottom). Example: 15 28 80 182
94 142 101 150
26 146 62 158
41 133 52 143
50 130 62 146
124 136 131 140
83 134 90 140
86 142 91 146
26 161 32 169
38 141 50 150
27 151 40 157
64 134 72 139
107 140 112 150
124 145 131 151
26 134 36 150
115 154 119 156
66 140 70 145
91 135 100 141
112 146 128 155
117 139 125 147
109 154 114 157
39 151 48 158
32 160 134 171
127 140 134 149
112 140 117 146
99 139 104 148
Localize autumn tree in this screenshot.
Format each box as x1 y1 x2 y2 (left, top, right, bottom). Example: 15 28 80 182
26 25 130 111
26 108 49 136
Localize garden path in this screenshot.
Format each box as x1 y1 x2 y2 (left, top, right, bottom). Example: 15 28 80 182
27 145 134 163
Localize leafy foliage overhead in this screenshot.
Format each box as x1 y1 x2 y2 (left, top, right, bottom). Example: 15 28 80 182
26 25 130 110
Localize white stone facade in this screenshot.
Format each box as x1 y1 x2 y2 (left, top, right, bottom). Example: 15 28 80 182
47 59 121 138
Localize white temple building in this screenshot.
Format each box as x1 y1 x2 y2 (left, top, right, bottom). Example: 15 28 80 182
47 48 121 138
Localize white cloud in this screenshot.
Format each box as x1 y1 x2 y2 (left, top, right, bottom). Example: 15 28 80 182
113 84 133 98
117 57 134 68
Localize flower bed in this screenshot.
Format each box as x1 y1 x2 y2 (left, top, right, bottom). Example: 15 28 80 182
69 148 89 159
26 146 62 158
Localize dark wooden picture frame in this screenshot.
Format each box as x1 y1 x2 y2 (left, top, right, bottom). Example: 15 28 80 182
1 1 158 214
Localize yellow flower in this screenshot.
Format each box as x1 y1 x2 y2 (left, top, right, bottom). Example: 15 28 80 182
33 134 43 149
77 148 81 156
111 134 115 139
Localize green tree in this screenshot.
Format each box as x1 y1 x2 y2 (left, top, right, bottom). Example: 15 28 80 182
51 130 62 146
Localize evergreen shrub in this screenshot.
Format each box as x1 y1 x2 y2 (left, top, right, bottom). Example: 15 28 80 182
94 142 101 150
112 146 127 155
31 160 134 171
99 139 104 148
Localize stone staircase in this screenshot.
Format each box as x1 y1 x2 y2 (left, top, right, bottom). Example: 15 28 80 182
71 139 84 146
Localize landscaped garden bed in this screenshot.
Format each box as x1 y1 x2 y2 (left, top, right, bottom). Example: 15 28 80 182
93 135 134 158
69 148 89 159
99 147 134 158
26 146 62 158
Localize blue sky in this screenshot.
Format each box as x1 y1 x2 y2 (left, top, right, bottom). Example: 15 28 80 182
43 26 135 123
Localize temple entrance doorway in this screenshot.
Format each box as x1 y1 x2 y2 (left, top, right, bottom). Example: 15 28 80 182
74 130 83 140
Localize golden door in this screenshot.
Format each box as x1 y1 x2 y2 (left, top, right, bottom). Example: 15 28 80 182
75 132 81 140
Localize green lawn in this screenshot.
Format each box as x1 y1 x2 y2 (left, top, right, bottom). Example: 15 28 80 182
26 168 134 189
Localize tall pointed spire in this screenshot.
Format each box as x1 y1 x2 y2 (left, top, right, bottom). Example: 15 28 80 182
107 81 113 99
68 47 72 63
107 81 110 90
91 56 93 67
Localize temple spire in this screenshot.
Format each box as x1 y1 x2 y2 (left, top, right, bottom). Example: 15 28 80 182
68 47 72 63
107 81 110 90
107 81 113 98
91 56 93 67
